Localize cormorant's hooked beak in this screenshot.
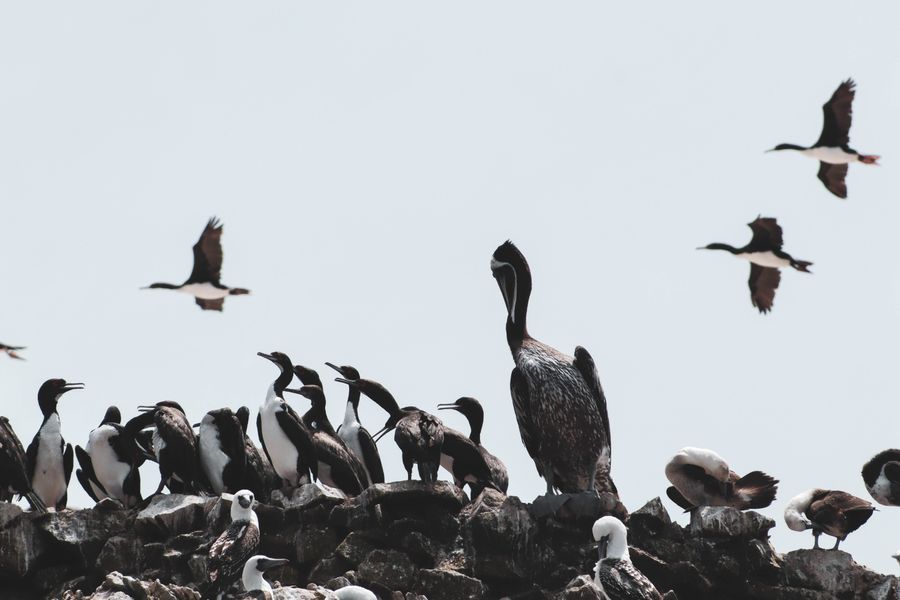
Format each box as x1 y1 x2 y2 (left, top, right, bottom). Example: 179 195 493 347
258 557 290 572
436 403 459 412
62 382 85 393
335 377 358 388
137 405 156 413
325 362 343 375
257 351 277 363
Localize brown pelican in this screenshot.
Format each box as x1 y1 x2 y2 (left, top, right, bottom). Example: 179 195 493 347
490 241 617 496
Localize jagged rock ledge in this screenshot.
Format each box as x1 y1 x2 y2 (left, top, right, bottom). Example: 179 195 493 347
0 483 896 600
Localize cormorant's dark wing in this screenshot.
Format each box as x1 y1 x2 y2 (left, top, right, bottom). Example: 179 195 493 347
276 406 318 481
156 409 199 492
748 264 780 314
816 79 854 148
817 162 848 199
666 486 696 511
313 433 365 494
510 367 542 477
63 442 73 486
597 559 663 600
75 445 106 502
186 217 224 284
358 427 385 484
195 297 225 312
747 217 784 250
440 428 496 489
573 346 611 450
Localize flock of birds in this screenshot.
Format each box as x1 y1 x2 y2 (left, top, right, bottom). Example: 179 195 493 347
0 80 891 600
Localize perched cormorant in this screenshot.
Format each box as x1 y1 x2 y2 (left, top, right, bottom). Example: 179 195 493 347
0 343 25 360
784 488 874 550
326 362 385 486
665 447 778 511
75 406 143 507
129 401 199 495
337 377 444 483
284 385 367 495
143 217 250 311
490 241 617 496
26 379 82 511
256 352 317 488
768 79 879 199
198 408 247 495
699 217 812 314
203 489 261 600
241 555 290 595
0 417 45 512
592 516 663 600
236 406 280 500
437 397 509 494
861 449 900 507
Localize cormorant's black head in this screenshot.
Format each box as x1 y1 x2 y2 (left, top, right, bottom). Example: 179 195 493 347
490 241 532 334
101 406 122 426
284 385 326 408
437 397 481 419
37 379 84 416
258 351 293 372
766 143 807 152
236 406 250 434
325 362 360 381
293 365 323 387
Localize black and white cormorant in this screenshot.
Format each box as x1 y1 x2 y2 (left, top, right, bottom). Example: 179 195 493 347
664 447 778 511
75 406 143 508
203 489 261 600
336 377 444 483
490 241 617 496
198 408 247 495
0 417 45 512
284 385 368 496
256 352 317 488
240 555 290 596
768 79 879 199
143 217 250 311
235 406 280 500
129 401 199 495
861 449 900 507
26 379 82 511
699 217 812 314
0 343 25 360
784 488 874 550
592 516 664 600
437 397 509 494
325 362 385 486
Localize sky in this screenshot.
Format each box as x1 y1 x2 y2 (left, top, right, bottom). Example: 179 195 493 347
1 0 899 575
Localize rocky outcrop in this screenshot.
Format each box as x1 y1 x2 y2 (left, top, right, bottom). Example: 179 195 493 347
0 486 897 600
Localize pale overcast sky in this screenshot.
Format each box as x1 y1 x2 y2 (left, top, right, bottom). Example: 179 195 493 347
2 1 899 574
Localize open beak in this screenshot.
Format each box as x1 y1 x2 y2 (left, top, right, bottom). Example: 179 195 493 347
63 382 85 392
436 403 458 412
137 405 156 413
373 426 391 442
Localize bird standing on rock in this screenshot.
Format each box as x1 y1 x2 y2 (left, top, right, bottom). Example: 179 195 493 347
784 488 874 550
204 489 261 600
326 362 385 487
592 516 667 600
665 447 778 511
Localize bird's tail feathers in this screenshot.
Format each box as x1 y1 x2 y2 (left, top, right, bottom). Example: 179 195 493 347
735 471 778 509
791 260 813 273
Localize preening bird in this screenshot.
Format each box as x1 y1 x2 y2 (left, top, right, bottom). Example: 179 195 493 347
699 217 812 314
326 362 385 486
203 489 261 600
26 379 83 511
0 343 25 360
665 447 778 511
784 488 874 550
491 241 617 496
143 217 250 311
437 397 509 494
75 406 143 507
0 417 46 512
592 516 664 600
336 377 444 483
861 449 900 507
768 79 879 199
128 401 199 495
